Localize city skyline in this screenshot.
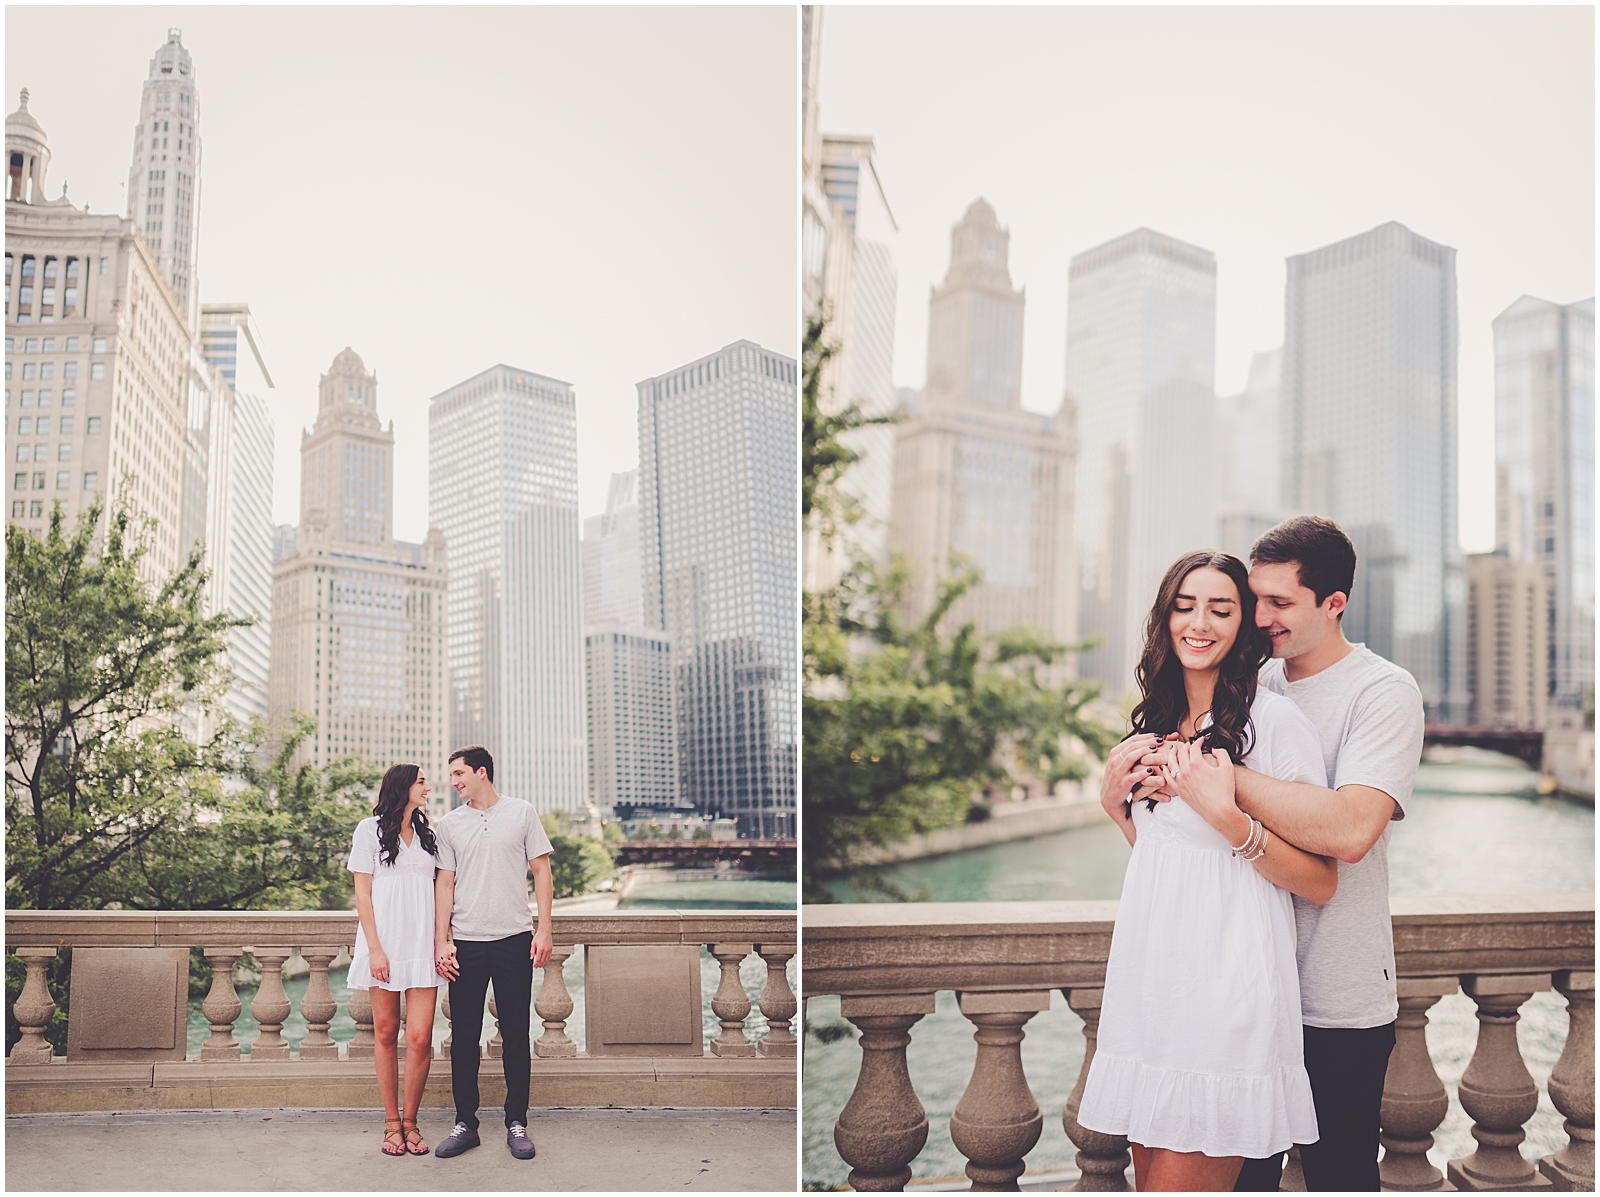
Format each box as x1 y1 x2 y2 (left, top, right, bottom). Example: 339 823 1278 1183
4 7 797 533
816 5 1593 553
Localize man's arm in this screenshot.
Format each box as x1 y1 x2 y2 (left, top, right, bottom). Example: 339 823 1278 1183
1233 767 1397 865
434 868 459 980
529 854 554 967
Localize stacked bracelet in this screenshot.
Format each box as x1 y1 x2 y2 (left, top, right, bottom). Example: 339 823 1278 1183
1230 816 1268 861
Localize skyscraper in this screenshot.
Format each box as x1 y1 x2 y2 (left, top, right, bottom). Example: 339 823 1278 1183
1465 550 1548 729
638 341 797 837
6 90 190 582
1216 347 1283 560
1064 227 1218 691
807 133 898 585
584 623 679 814
269 349 449 814
1492 294 1595 715
199 304 275 725
126 28 203 332
890 199 1076 642
429 365 586 812
581 469 643 628
1282 221 1465 719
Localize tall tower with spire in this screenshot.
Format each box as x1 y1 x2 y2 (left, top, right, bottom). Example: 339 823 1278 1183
269 348 450 811
887 199 1077 649
126 28 202 331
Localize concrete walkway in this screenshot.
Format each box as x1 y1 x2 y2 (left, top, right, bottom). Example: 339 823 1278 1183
4 1107 797 1192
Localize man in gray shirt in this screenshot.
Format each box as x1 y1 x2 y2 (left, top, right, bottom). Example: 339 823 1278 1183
1232 516 1425 1191
431 745 555 1161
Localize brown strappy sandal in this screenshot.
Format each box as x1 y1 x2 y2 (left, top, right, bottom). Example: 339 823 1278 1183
382 1116 406 1156
402 1117 430 1156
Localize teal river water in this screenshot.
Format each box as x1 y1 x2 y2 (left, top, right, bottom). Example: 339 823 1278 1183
186 877 795 1058
803 753 1595 1188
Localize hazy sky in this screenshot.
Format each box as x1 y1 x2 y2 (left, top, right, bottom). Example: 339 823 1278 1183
817 5 1594 552
6 6 797 535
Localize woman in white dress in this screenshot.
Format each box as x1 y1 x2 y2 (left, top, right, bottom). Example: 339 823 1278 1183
1076 551 1336 1191
348 763 441 1157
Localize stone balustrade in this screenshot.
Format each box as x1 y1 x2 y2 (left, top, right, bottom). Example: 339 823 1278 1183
6 909 796 1113
804 894 1594 1193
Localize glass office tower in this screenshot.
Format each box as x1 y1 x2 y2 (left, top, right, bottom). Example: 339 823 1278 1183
637 341 797 837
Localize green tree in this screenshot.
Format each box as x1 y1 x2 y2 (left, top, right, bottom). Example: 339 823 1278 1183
801 314 1120 902
5 498 376 910
544 832 616 899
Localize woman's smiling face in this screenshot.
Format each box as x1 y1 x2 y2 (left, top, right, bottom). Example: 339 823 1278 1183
1168 566 1242 674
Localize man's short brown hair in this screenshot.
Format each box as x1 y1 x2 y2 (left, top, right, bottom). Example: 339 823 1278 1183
1250 516 1357 618
448 744 495 784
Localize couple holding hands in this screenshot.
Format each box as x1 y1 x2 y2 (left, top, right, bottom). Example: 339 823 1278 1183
1077 515 1425 1192
344 744 555 1162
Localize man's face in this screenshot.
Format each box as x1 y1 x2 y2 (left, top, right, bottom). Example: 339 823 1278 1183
449 760 483 799
1248 560 1341 660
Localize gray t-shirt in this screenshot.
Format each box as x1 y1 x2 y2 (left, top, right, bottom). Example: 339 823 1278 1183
434 794 554 942
1260 645 1424 1029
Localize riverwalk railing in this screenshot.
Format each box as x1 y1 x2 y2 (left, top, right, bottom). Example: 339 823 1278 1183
803 895 1594 1192
6 909 796 1112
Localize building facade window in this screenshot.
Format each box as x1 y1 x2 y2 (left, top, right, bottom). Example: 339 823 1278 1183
90 363 105 380
55 471 68 489
82 472 97 490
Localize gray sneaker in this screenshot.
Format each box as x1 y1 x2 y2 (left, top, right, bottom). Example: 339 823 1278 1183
507 1121 536 1160
435 1122 480 1158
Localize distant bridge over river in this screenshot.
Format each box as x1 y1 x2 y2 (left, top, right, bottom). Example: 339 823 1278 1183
1424 725 1545 768
613 838 797 870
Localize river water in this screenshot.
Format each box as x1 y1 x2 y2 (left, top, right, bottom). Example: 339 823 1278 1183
803 752 1594 1188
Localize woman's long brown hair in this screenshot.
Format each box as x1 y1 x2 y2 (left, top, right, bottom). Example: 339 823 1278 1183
374 763 438 867
1127 551 1269 807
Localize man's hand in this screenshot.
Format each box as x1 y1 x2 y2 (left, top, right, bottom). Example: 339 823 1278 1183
435 941 459 981
532 924 554 969
1167 740 1248 842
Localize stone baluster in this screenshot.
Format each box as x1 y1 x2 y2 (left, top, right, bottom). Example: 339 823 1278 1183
949 990 1049 1191
755 942 797 1058
834 992 936 1192
8 946 59 1064
487 987 502 1059
199 947 244 1062
1539 969 1596 1192
709 942 756 1057
1447 972 1554 1192
248 948 295 1060
1060 988 1130 1192
297 948 341 1060
439 986 452 1057
534 946 576 1058
1380 976 1459 1191
346 978 375 1060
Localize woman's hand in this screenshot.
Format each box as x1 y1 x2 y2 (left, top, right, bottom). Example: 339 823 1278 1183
1167 740 1248 842
368 946 390 985
1100 734 1165 822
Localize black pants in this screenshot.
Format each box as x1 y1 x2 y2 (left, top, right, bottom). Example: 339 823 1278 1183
448 932 533 1130
1235 1022 1396 1192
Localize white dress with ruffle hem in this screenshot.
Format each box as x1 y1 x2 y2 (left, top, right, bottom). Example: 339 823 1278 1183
1076 690 1328 1158
346 816 440 992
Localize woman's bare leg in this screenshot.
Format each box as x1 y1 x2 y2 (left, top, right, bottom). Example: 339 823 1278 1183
1131 1142 1153 1191
400 986 438 1121
1141 1145 1244 1191
369 988 402 1121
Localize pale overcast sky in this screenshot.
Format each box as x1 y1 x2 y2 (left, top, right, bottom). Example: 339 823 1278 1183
6 6 797 535
817 5 1594 552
